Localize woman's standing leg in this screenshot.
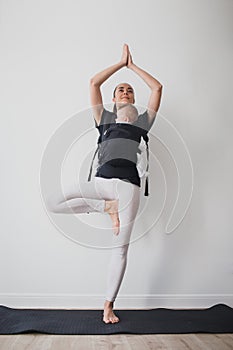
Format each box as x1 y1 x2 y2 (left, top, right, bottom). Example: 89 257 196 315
45 177 140 324
103 179 140 323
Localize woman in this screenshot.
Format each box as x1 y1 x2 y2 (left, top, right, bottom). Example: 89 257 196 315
47 44 162 324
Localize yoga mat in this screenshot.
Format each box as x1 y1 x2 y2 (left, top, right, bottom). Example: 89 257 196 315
0 303 233 335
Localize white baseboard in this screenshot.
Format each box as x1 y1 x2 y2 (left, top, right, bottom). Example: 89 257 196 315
0 293 233 309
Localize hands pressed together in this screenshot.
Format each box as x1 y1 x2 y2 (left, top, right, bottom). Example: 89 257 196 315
90 43 162 122
120 43 134 68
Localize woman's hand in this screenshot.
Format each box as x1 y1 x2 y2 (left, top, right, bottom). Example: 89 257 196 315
120 43 129 66
127 48 134 69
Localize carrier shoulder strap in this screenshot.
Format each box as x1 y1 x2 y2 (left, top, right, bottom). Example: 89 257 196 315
142 133 149 196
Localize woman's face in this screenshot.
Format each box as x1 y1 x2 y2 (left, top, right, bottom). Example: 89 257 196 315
112 83 135 104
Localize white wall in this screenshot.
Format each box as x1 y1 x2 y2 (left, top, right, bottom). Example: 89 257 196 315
1 0 233 309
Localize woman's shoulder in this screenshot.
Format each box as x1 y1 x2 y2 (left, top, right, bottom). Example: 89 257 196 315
95 107 116 128
134 109 152 132
103 107 116 119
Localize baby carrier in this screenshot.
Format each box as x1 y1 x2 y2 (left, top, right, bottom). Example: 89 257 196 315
88 123 150 196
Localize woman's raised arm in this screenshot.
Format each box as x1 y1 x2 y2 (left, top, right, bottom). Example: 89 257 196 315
127 49 163 125
90 44 128 125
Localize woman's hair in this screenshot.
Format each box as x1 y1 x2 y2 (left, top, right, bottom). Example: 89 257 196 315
113 86 117 114
113 85 118 99
113 103 117 114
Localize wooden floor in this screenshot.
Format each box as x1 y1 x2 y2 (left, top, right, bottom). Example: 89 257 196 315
0 334 233 350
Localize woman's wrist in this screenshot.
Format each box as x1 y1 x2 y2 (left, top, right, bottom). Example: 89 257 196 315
127 62 136 70
119 60 127 68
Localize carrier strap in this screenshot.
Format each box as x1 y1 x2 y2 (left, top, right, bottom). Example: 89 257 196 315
88 144 99 182
144 135 149 196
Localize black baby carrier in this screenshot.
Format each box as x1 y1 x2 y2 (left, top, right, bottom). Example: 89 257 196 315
88 123 150 196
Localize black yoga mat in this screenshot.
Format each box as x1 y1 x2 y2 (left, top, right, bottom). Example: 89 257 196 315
0 303 233 335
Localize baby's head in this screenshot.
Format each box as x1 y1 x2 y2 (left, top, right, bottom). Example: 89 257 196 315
116 103 138 124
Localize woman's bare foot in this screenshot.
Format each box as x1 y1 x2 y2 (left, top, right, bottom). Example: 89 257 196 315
103 300 120 324
104 200 120 235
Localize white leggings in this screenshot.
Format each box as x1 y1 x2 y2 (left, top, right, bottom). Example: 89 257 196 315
46 177 140 302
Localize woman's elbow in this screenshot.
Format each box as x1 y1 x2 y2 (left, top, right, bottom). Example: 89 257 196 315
90 78 100 87
90 78 95 86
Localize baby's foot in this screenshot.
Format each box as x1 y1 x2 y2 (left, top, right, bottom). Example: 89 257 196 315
104 200 120 235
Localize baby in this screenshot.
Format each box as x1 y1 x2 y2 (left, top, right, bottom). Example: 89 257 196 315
115 103 138 124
